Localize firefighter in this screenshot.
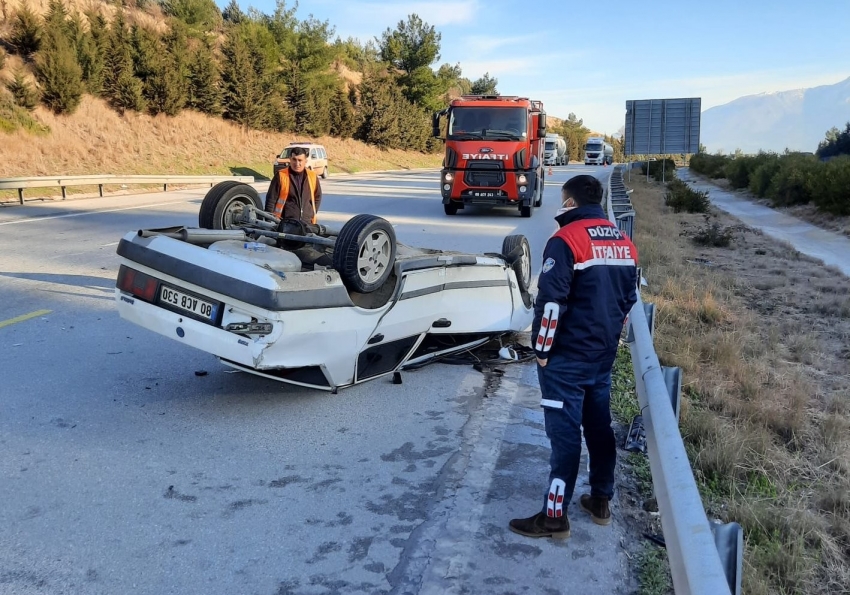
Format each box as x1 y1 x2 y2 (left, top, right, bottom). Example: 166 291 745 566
265 146 323 225
509 174 638 539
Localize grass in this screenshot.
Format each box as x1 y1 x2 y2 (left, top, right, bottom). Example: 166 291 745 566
637 546 673 595
0 95 442 201
627 173 850 594
611 344 640 423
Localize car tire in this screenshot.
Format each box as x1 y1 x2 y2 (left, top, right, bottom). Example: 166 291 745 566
199 181 242 228
321 167 329 179
200 183 262 230
502 234 531 294
444 203 458 215
333 214 397 294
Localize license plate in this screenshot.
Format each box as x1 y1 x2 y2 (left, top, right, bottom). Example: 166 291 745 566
159 285 219 321
474 192 497 197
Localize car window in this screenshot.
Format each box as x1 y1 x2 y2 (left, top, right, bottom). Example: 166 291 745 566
310 149 318 159
319 148 326 159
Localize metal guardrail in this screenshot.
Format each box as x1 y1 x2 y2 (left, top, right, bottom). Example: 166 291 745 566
0 174 255 205
606 165 743 595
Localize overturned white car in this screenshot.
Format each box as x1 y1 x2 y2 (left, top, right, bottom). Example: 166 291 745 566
114 182 534 392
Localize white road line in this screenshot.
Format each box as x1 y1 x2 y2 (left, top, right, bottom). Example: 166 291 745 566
0 200 193 226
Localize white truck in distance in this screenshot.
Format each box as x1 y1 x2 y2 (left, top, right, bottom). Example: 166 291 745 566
544 134 567 166
584 137 614 165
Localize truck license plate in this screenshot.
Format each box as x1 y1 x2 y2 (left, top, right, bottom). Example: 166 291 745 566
159 285 219 321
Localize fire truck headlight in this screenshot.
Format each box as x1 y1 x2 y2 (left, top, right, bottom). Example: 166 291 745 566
443 184 451 191
519 186 528 193
517 174 527 184
444 172 453 182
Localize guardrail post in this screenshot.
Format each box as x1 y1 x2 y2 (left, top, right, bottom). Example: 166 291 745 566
163 183 168 192
98 184 103 197
61 186 67 199
18 188 24 205
711 521 744 595
661 365 682 422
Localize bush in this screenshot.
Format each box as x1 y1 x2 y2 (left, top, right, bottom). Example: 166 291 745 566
724 153 778 189
689 153 729 178
664 179 711 213
693 223 734 247
5 69 41 110
748 158 782 197
10 4 43 58
765 154 820 206
809 156 850 216
642 158 676 180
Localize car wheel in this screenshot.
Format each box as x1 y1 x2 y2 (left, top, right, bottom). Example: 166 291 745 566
321 166 328 179
200 183 262 230
333 214 397 294
199 181 242 228
520 205 532 218
444 203 458 215
502 234 531 293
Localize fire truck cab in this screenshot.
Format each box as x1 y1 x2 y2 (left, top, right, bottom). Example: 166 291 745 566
433 95 547 218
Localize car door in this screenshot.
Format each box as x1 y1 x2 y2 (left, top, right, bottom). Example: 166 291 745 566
355 266 447 382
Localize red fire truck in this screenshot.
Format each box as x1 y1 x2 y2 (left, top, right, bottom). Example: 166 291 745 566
432 95 547 217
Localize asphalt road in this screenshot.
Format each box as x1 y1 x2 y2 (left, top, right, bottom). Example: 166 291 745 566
0 165 634 595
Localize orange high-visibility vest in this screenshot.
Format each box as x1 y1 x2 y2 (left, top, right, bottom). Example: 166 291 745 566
273 168 319 223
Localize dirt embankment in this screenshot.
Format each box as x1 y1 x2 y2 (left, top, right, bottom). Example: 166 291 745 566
0 95 442 201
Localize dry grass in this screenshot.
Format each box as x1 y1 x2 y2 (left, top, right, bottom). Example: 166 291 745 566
2 0 168 33
0 95 442 201
629 173 850 594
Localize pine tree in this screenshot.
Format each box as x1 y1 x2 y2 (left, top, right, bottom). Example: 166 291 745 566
328 85 355 138
142 26 188 116
103 11 145 113
356 71 403 149
220 30 268 129
10 3 42 58
6 68 41 110
221 0 245 24
187 40 222 116
84 11 108 94
69 11 106 95
35 5 85 114
285 65 309 133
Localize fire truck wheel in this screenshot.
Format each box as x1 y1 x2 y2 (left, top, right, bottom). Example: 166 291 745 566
444 203 458 215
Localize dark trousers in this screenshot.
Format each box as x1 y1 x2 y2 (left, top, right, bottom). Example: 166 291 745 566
537 353 616 512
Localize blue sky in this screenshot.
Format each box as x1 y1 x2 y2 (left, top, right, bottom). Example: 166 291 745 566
222 0 850 136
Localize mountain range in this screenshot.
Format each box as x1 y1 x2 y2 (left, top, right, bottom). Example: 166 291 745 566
700 76 850 154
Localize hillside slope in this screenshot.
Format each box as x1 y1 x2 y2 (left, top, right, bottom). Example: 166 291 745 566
0 96 442 181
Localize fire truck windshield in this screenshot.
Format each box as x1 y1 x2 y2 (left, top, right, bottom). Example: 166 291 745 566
448 107 527 141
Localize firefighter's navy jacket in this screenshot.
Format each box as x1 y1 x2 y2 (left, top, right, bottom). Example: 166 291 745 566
532 204 639 363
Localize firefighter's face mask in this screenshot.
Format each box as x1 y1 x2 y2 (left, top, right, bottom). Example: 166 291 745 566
559 194 577 212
